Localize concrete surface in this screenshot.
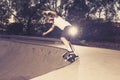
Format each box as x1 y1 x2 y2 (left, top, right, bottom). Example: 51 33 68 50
0 38 120 80
31 44 120 80
0 39 68 80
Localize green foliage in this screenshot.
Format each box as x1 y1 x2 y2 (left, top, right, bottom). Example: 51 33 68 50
0 0 11 26
0 0 119 36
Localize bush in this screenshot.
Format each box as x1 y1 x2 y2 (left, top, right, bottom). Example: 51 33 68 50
79 21 116 42
6 23 24 35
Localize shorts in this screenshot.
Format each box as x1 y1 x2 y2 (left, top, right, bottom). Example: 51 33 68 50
61 26 71 40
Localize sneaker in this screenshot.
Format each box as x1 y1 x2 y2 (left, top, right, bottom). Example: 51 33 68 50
62 51 71 59
69 54 79 58
68 51 79 58
68 54 79 63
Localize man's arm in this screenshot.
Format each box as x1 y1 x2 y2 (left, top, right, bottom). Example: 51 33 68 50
42 24 55 36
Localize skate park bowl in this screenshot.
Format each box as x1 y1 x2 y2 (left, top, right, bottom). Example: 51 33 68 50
0 39 68 80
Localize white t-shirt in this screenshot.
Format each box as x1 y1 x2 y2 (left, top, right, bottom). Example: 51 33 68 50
54 16 72 30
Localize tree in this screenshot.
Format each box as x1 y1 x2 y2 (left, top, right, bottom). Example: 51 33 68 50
0 0 11 27
0 0 119 36
84 0 120 22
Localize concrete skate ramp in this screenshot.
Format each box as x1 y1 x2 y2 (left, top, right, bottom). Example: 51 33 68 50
0 40 68 80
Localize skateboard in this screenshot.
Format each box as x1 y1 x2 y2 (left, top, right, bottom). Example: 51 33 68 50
62 51 79 63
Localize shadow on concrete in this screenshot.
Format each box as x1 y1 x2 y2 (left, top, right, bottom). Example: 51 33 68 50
0 40 68 80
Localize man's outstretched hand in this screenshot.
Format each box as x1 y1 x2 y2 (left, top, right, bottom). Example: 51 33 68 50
42 32 47 36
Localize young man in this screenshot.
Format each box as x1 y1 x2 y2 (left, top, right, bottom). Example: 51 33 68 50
42 10 78 62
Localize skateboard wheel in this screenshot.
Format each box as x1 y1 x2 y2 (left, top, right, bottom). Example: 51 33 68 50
62 52 70 59
67 57 75 63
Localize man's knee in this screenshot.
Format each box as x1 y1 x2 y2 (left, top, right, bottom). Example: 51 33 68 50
60 37 66 41
60 37 69 43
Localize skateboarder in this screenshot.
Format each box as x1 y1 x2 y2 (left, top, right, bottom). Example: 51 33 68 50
42 10 79 62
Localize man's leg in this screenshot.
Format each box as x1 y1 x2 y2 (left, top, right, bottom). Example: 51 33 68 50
60 37 75 53
61 36 78 62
